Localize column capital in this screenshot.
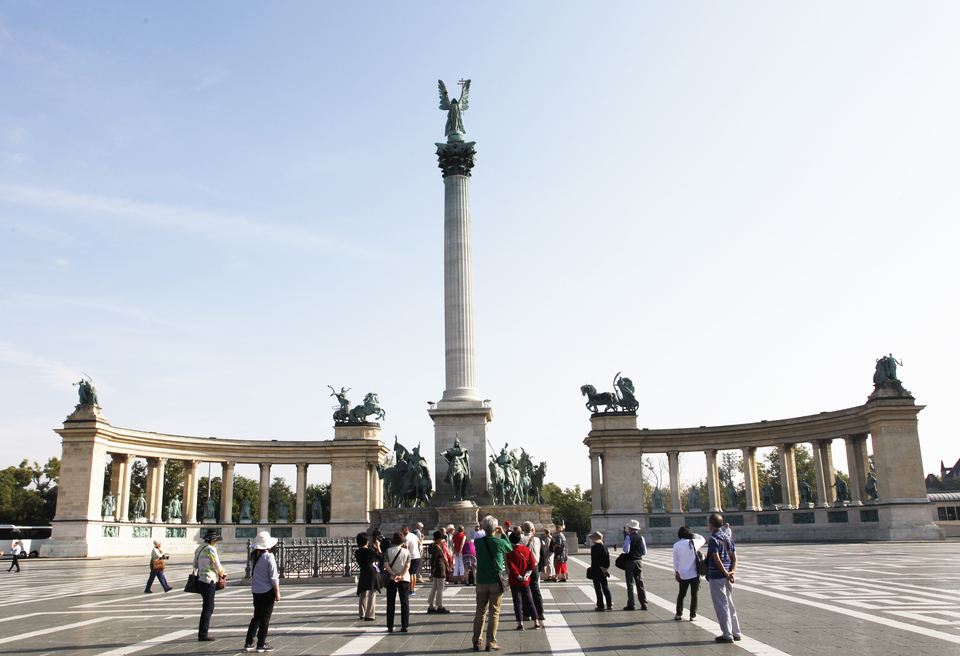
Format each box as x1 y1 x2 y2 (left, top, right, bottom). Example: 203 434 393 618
436 140 477 178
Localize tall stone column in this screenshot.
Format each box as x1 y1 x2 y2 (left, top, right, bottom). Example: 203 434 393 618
146 458 166 522
220 461 236 524
259 463 272 524
778 444 798 509
295 462 308 524
590 453 603 513
705 449 721 512
183 460 201 524
667 451 682 513
844 434 870 505
118 455 134 521
431 136 493 504
741 447 760 511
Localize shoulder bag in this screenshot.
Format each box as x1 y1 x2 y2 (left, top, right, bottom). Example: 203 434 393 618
482 536 510 591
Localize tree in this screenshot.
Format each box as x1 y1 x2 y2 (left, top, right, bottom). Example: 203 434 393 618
542 482 591 536
0 459 60 525
306 483 330 523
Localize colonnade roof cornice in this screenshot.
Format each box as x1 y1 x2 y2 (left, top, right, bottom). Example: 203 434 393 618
54 421 389 464
584 398 924 453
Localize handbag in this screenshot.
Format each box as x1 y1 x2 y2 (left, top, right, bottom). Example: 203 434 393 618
614 552 629 570
380 550 402 588
481 536 510 591
151 559 165 572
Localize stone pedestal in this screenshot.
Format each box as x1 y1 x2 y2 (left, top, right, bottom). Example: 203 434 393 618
429 401 493 505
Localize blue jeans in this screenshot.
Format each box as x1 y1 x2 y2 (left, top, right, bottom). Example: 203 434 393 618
145 568 170 592
197 579 216 638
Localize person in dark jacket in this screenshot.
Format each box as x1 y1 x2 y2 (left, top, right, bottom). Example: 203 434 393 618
622 519 647 610
355 532 380 621
588 531 612 611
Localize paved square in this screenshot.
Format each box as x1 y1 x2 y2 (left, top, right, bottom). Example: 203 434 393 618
1 541 958 655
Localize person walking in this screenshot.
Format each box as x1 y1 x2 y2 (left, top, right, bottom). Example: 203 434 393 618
244 531 280 653
505 531 539 630
144 540 172 593
7 541 23 573
355 532 380 621
707 513 741 643
588 531 612 611
519 522 545 621
672 526 706 621
427 531 451 614
384 532 411 633
472 515 512 652
622 519 647 611
193 528 226 642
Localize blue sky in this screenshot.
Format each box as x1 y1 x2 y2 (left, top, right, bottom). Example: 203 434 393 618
2 2 958 492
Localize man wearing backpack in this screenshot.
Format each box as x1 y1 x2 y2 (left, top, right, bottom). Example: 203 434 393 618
622 519 647 610
672 526 705 621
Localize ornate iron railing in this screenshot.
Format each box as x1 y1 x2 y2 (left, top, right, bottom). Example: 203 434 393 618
243 538 438 580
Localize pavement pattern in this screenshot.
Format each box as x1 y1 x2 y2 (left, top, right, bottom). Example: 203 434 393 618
0 540 958 655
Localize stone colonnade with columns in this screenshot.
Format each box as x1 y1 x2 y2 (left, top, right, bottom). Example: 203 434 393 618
42 405 388 557
585 391 942 543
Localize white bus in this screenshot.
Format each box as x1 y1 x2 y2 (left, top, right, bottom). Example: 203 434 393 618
0 525 52 558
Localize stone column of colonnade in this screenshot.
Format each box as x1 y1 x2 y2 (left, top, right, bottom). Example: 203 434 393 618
778 444 799 509
220 461 236 524
705 450 721 512
741 447 760 511
667 451 682 513
844 434 870 505
258 463 271 524
811 439 836 507
144 457 166 522
590 454 603 513
295 463 308 524
182 460 201 524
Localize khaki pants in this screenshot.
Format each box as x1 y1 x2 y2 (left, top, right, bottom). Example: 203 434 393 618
359 590 376 619
472 583 504 646
427 576 445 609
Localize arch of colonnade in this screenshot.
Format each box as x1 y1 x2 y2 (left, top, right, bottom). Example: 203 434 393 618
584 390 942 542
44 404 388 557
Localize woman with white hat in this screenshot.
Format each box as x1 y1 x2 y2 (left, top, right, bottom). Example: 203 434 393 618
244 531 281 653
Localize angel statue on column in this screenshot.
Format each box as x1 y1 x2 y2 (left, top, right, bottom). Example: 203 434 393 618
439 79 471 141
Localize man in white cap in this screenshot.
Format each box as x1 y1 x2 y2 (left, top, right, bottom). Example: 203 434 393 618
622 519 647 611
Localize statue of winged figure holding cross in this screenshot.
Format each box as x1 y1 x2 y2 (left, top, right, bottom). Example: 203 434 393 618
438 79 471 141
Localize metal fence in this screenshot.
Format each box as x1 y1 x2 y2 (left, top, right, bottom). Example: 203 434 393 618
244 538 437 580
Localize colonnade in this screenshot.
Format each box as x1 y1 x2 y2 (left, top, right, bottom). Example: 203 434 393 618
589 433 873 514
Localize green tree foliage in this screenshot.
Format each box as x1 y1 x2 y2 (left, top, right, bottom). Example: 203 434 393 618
0 458 60 525
269 477 295 523
232 475 260 523
758 446 817 505
306 483 330 523
542 482 591 536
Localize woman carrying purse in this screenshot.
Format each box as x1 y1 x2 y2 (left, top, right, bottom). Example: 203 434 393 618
194 529 226 642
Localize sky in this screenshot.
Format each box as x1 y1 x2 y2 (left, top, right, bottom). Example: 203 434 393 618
1 2 958 494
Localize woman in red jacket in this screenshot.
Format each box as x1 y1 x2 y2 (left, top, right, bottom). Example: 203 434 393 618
505 531 540 630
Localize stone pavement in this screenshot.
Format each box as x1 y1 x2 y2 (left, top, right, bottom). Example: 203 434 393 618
0 541 958 655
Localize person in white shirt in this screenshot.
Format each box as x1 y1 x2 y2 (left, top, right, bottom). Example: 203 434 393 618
672 526 706 621
401 525 422 595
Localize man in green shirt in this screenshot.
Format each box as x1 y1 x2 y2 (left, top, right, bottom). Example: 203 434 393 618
472 516 511 652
